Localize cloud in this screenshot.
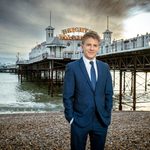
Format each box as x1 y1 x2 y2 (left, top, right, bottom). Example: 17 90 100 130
0 0 150 59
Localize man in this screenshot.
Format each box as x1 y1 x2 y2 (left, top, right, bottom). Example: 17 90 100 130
63 31 113 150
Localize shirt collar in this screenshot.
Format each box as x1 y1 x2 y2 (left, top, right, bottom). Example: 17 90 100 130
83 55 96 65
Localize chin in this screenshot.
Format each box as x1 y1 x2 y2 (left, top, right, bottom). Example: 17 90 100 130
88 56 95 60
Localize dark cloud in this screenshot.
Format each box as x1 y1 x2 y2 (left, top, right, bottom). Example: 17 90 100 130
0 0 150 58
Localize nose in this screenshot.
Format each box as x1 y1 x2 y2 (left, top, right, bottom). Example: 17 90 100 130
90 45 94 50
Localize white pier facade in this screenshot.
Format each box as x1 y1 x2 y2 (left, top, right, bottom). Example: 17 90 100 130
21 25 150 65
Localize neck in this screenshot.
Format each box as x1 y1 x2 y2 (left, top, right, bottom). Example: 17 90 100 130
83 55 96 61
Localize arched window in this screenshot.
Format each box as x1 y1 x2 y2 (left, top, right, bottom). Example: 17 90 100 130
77 43 81 47
67 42 70 46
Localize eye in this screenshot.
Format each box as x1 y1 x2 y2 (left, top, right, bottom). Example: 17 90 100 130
94 44 98 47
87 43 91 46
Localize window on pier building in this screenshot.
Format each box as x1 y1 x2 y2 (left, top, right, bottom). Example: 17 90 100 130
58 47 62 58
132 39 137 49
142 36 144 47
67 42 70 46
78 43 81 47
111 44 115 52
105 45 108 53
48 32 53 37
124 40 129 50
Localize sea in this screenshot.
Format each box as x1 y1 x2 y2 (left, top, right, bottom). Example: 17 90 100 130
0 73 63 114
0 72 150 114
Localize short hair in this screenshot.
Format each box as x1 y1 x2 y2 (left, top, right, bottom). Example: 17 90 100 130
82 31 101 44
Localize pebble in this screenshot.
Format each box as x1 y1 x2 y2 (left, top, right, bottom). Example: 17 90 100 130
0 111 150 150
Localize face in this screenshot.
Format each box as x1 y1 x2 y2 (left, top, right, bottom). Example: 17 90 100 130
82 37 99 60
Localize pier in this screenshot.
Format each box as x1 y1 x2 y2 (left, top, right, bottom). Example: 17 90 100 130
17 47 150 111
16 23 150 110
0 64 18 73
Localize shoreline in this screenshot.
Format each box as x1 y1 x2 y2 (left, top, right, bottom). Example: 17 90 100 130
0 109 149 115
0 111 150 150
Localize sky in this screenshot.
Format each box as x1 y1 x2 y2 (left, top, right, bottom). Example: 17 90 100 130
0 0 150 63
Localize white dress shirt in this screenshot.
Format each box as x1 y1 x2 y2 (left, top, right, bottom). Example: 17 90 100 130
82 55 98 81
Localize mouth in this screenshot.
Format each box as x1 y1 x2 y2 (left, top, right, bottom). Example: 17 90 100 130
88 52 95 55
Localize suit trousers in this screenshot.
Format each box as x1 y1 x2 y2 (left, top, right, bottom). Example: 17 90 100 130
71 111 108 150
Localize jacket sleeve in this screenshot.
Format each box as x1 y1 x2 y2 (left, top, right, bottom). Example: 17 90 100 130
105 64 113 114
63 64 75 123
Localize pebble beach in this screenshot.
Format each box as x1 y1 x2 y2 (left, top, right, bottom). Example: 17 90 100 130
0 111 150 150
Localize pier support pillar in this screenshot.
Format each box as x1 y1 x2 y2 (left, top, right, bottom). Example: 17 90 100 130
56 69 58 85
145 72 147 92
133 57 137 111
50 60 54 97
119 70 122 110
123 71 126 94
131 72 134 96
133 70 136 111
113 68 115 88
48 68 50 95
20 70 23 83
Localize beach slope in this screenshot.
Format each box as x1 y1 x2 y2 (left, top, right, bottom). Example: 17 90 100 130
0 111 149 150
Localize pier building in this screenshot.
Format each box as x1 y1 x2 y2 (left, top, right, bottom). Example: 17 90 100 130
24 24 150 62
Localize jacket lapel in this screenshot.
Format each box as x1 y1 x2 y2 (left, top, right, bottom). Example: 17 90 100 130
79 58 94 92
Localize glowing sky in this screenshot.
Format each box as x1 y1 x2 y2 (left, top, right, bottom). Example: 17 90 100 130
0 0 150 60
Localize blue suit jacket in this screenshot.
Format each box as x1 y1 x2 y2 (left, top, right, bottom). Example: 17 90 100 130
63 58 113 127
